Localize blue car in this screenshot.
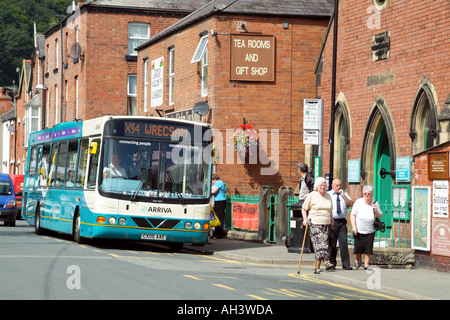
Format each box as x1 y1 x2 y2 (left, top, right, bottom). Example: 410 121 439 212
0 173 18 226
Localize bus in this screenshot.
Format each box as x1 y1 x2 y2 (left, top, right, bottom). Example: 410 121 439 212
22 116 213 249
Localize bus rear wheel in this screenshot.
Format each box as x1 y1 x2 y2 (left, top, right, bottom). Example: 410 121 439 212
73 212 86 244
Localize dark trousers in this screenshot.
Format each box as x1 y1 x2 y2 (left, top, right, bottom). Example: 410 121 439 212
213 200 226 238
328 218 351 268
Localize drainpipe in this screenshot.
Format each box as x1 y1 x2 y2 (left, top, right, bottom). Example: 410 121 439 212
328 0 339 189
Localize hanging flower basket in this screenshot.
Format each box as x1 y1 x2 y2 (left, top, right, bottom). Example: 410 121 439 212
233 123 259 159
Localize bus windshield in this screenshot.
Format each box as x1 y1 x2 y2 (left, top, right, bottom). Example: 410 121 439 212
99 138 211 201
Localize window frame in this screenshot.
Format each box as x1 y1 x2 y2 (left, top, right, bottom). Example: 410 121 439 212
191 34 208 64
168 47 175 105
128 23 150 56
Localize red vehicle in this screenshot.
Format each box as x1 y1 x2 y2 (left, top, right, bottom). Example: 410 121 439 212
10 174 24 219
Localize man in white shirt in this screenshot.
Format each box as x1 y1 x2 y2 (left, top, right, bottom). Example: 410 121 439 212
327 179 353 270
103 154 127 178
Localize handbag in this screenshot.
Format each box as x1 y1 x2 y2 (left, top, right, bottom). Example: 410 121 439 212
373 201 385 232
209 205 221 228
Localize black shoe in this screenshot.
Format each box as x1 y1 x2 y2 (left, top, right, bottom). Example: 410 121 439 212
342 266 353 270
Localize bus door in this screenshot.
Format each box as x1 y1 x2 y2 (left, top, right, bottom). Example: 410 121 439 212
23 146 39 225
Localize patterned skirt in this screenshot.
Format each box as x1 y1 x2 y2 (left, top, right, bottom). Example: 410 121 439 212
309 220 330 260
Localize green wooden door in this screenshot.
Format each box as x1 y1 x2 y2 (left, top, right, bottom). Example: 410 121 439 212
374 124 392 237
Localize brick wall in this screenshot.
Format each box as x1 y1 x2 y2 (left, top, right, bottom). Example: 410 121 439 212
317 0 449 201
43 9 184 127
138 15 328 195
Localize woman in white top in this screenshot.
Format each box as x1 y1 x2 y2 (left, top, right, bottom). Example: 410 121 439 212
302 177 335 274
350 185 382 270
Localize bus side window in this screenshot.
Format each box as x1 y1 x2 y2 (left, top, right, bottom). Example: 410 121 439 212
56 142 68 187
28 147 37 177
87 139 100 189
65 141 79 188
26 147 37 188
48 143 58 187
76 139 89 188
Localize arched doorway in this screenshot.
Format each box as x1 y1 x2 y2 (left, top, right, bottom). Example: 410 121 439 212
360 95 396 235
332 96 351 188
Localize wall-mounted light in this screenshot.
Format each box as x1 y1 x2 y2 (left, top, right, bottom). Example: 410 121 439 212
35 84 48 90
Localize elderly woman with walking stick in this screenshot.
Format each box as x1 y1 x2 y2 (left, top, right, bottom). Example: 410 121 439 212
301 177 334 274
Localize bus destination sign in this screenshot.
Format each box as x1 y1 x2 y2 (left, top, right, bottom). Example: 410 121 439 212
124 121 190 140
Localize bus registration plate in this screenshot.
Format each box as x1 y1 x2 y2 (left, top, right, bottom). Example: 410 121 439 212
141 233 166 240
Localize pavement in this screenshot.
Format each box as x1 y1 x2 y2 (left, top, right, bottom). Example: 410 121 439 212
187 231 450 300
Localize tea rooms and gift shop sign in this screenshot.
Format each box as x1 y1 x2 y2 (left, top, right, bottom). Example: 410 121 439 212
230 34 275 81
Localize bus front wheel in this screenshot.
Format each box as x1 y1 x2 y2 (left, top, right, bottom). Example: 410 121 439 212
73 212 86 244
34 205 45 235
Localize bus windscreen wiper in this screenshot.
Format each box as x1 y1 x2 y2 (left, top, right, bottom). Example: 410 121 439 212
165 170 186 206
130 168 151 201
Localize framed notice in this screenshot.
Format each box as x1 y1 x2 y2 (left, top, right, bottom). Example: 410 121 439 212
348 159 361 183
433 180 449 218
411 186 431 251
428 151 449 180
432 219 450 257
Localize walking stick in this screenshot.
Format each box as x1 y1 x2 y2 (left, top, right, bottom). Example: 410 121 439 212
297 223 308 274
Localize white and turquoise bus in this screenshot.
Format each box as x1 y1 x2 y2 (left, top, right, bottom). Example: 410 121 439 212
23 116 213 249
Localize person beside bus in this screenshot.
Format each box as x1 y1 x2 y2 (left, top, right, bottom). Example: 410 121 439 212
211 173 226 239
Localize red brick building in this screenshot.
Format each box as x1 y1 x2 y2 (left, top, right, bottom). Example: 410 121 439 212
136 0 333 195
317 0 449 269
11 0 209 174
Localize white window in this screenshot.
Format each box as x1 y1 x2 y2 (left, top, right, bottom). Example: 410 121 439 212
144 60 149 112
127 74 137 115
24 106 40 147
201 47 208 97
55 84 59 124
128 23 150 55
75 76 79 119
191 34 208 64
55 38 59 70
169 47 175 105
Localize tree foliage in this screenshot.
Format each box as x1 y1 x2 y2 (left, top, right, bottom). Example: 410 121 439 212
0 0 72 87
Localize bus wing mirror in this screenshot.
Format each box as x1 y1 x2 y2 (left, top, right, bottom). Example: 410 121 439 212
89 142 98 155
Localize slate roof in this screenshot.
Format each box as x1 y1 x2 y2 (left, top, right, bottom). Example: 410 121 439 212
137 0 334 50
85 0 210 12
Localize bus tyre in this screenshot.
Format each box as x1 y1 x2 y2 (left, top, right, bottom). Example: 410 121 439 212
73 213 86 244
169 242 183 252
35 205 44 235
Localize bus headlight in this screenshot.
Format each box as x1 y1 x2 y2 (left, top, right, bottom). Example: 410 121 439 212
193 222 201 230
108 217 116 225
184 221 192 229
118 218 126 225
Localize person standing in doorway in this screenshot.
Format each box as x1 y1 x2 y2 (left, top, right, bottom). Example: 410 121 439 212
211 173 226 239
297 162 314 205
327 179 353 270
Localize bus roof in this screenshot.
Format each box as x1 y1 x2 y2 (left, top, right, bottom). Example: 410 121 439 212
28 116 211 146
